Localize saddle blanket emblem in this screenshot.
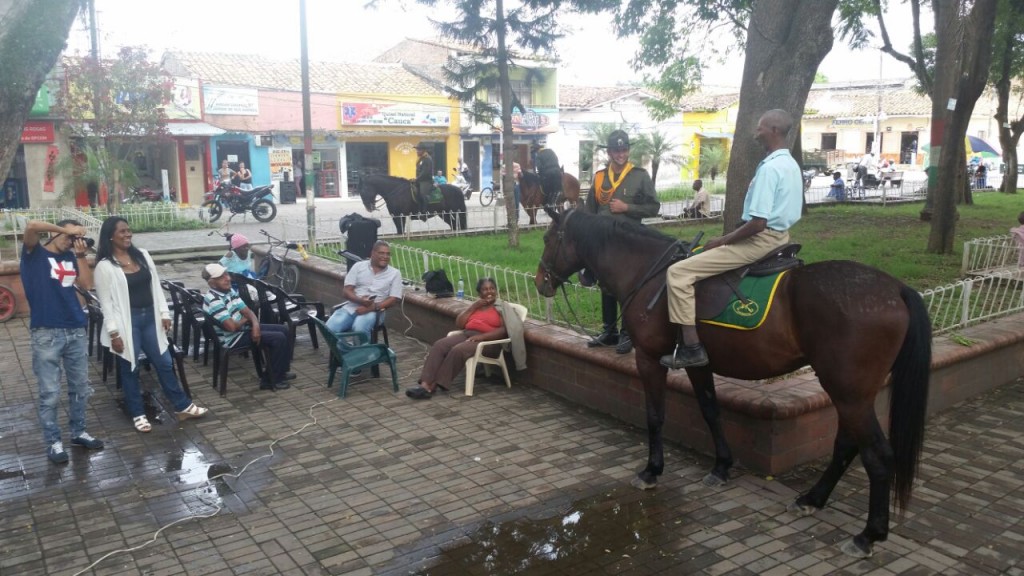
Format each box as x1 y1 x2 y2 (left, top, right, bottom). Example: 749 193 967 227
701 270 788 330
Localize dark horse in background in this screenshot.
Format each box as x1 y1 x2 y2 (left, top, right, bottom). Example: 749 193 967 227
535 208 931 559
358 174 468 234
519 171 582 224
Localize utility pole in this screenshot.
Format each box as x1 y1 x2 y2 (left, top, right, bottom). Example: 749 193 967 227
300 0 316 248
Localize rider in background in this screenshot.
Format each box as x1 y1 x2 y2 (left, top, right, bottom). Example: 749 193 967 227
532 140 563 204
414 142 434 215
662 109 803 369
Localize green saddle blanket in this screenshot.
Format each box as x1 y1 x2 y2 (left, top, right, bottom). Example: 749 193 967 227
700 270 788 330
428 186 443 203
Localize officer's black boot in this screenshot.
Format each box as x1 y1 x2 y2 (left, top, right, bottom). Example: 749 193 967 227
588 325 619 347
660 325 708 369
615 330 633 354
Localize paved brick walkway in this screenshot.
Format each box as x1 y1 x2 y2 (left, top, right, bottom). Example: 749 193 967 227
1 260 1022 575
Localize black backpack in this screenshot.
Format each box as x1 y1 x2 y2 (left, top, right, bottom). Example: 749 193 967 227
422 269 454 298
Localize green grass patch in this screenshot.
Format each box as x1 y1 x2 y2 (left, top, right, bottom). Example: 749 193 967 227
402 192 1023 291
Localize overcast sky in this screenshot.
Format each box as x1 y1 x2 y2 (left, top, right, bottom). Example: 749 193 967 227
65 0 931 89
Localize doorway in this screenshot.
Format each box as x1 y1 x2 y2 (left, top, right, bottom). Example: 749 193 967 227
900 132 919 164
345 142 388 197
183 141 205 204
216 140 250 171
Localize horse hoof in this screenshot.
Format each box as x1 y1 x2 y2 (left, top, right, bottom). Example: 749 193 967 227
630 476 657 490
702 473 727 487
786 501 819 516
840 538 873 559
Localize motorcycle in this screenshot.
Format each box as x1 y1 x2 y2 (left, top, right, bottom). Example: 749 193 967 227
123 186 175 203
201 183 277 223
451 168 473 200
802 169 818 192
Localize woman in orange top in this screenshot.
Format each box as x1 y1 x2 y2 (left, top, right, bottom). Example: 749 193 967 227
406 278 508 399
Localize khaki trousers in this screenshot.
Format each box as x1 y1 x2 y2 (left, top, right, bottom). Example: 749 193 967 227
666 229 790 325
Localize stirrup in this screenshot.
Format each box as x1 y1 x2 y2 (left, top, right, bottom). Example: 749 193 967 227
660 343 709 369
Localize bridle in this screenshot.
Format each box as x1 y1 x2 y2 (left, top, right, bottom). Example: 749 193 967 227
538 210 576 291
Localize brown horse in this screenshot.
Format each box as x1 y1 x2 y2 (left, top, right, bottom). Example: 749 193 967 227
358 174 467 234
534 209 931 559
519 171 582 224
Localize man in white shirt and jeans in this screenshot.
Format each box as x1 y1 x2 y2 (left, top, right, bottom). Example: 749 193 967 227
326 240 403 342
856 151 875 188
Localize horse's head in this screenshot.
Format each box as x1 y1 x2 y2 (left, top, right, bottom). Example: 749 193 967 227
357 174 376 212
535 209 583 297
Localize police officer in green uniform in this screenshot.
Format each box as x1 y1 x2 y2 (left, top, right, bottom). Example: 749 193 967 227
583 129 660 354
414 142 434 215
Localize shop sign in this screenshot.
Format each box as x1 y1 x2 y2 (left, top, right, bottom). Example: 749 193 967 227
30 86 50 117
203 85 259 115
341 102 450 127
511 108 557 132
167 77 202 120
20 121 55 143
269 147 293 181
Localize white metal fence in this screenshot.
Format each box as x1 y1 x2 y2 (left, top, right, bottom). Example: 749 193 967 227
961 235 1021 276
922 269 1024 334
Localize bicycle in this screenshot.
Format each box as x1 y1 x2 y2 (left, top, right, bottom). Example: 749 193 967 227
257 230 302 293
479 183 502 206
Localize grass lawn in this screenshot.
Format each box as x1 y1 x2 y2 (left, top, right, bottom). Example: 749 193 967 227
403 191 1023 291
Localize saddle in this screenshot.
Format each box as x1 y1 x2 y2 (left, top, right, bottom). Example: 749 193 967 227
408 182 443 208
687 243 804 320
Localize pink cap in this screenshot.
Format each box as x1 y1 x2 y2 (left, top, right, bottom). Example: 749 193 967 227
230 233 249 250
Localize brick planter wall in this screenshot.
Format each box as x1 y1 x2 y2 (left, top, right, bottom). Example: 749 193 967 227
287 252 1024 474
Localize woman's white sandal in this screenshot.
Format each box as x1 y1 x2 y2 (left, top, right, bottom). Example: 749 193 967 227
133 415 152 433
177 403 208 421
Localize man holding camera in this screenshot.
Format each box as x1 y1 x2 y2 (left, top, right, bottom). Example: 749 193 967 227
21 220 104 464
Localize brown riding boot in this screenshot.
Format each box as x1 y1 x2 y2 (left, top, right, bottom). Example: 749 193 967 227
660 324 708 369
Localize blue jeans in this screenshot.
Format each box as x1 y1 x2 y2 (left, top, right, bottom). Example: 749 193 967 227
119 307 191 418
32 327 92 445
326 307 380 345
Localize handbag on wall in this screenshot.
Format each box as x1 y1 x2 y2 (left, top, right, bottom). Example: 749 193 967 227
422 269 454 298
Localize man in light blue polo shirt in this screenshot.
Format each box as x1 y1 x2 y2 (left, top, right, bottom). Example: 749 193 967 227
662 109 803 369
326 240 403 341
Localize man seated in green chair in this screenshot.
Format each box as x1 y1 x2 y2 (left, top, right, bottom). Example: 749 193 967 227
325 241 403 343
202 263 296 391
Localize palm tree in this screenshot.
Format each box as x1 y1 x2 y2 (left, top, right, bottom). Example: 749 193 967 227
698 142 729 183
631 130 687 188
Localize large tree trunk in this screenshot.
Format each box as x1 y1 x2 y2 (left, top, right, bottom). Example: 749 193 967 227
927 0 997 253
993 6 1023 195
722 0 838 230
0 0 81 178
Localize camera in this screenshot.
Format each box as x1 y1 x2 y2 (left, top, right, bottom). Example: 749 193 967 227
76 237 96 249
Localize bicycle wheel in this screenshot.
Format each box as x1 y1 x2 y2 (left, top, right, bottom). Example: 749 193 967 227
480 187 494 206
280 264 299 293
0 284 15 322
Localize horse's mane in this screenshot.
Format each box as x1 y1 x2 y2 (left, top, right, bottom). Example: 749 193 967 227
565 210 676 261
521 171 540 186
366 174 409 187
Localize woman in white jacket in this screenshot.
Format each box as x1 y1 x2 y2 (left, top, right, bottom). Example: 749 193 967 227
94 216 208 432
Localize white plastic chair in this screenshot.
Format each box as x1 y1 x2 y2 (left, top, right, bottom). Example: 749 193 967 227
447 303 528 396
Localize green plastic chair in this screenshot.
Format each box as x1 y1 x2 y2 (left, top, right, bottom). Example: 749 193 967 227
311 317 398 398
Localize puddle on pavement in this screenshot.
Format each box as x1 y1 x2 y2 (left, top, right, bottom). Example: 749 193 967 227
419 486 683 575
164 449 233 485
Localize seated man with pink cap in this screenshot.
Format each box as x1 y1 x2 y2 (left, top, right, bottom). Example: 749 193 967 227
220 233 257 278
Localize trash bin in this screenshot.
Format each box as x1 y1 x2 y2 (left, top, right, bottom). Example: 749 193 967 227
338 213 381 270
279 181 297 204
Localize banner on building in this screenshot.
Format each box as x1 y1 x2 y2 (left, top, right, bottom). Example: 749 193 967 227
20 121 55 143
511 108 557 132
203 85 259 115
269 147 293 181
341 102 450 127
167 77 202 119
43 145 59 193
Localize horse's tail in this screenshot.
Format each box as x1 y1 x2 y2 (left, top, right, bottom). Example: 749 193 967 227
888 284 932 512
